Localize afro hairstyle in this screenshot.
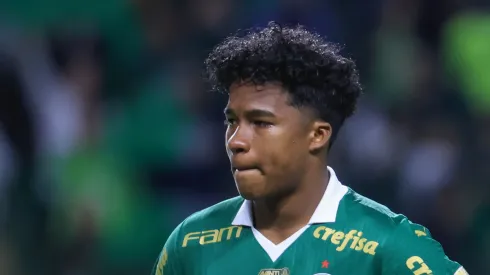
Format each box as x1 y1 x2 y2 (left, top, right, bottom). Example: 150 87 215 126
204 22 362 148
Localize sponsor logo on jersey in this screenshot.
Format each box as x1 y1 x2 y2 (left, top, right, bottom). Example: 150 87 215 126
454 266 469 275
414 230 427 237
313 226 379 255
258 268 290 275
406 256 433 274
182 226 242 247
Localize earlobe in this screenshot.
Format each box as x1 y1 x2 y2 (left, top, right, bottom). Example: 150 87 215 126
309 122 332 153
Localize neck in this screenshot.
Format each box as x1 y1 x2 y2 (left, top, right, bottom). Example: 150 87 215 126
252 164 330 231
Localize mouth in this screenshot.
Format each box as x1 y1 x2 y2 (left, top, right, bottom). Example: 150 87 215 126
232 166 260 175
233 167 255 172
231 165 258 172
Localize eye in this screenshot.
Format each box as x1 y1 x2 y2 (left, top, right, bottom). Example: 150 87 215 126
253 121 273 128
224 118 237 127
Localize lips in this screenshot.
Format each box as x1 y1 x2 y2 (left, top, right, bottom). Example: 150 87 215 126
232 166 257 172
233 168 260 178
231 163 259 173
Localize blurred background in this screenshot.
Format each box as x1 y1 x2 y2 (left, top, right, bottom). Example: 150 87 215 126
0 0 488 274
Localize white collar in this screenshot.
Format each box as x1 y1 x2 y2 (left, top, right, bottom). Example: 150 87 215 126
231 166 348 226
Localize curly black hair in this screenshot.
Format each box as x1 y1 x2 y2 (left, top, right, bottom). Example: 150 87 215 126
204 22 362 148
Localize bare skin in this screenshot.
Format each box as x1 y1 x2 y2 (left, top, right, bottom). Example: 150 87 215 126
224 83 332 244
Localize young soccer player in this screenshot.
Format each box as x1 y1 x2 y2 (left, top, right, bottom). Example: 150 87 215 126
151 22 467 275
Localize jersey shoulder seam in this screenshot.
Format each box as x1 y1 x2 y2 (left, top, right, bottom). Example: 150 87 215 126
346 189 401 228
181 196 244 228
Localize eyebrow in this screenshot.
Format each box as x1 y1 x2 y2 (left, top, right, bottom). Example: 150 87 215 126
224 108 276 118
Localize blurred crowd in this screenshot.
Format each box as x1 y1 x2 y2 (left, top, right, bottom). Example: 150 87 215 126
0 0 488 274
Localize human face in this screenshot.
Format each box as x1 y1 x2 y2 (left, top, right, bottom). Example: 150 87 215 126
224 83 313 200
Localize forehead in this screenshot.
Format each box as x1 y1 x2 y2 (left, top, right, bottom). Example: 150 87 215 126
227 83 291 112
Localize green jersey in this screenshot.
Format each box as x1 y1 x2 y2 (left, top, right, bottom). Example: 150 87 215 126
152 167 467 275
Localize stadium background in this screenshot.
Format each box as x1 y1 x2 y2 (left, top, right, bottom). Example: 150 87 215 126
0 0 489 274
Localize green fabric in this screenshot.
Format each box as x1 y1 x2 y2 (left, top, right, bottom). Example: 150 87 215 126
152 190 463 275
443 11 490 115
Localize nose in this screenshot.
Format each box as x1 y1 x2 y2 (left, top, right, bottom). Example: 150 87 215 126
226 125 251 155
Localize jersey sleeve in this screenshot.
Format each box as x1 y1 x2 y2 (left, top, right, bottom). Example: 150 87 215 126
382 218 468 275
151 222 185 275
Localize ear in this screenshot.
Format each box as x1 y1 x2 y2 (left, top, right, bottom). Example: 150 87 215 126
308 121 332 153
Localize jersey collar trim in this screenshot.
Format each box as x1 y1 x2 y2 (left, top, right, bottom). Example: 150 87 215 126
231 166 348 227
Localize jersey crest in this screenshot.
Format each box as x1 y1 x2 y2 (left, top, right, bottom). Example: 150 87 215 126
258 268 290 275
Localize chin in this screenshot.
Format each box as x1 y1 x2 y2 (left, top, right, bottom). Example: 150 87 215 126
234 177 268 201
237 189 264 201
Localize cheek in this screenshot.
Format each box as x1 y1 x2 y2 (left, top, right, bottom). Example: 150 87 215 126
264 135 307 171
224 129 234 154
264 142 306 191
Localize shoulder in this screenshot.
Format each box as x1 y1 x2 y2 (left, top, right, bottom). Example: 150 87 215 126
182 196 244 229
341 189 404 230
169 196 244 243
341 189 444 249
153 197 245 274
342 190 463 274
163 196 245 253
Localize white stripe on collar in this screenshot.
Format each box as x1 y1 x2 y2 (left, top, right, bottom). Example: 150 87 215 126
232 166 348 226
